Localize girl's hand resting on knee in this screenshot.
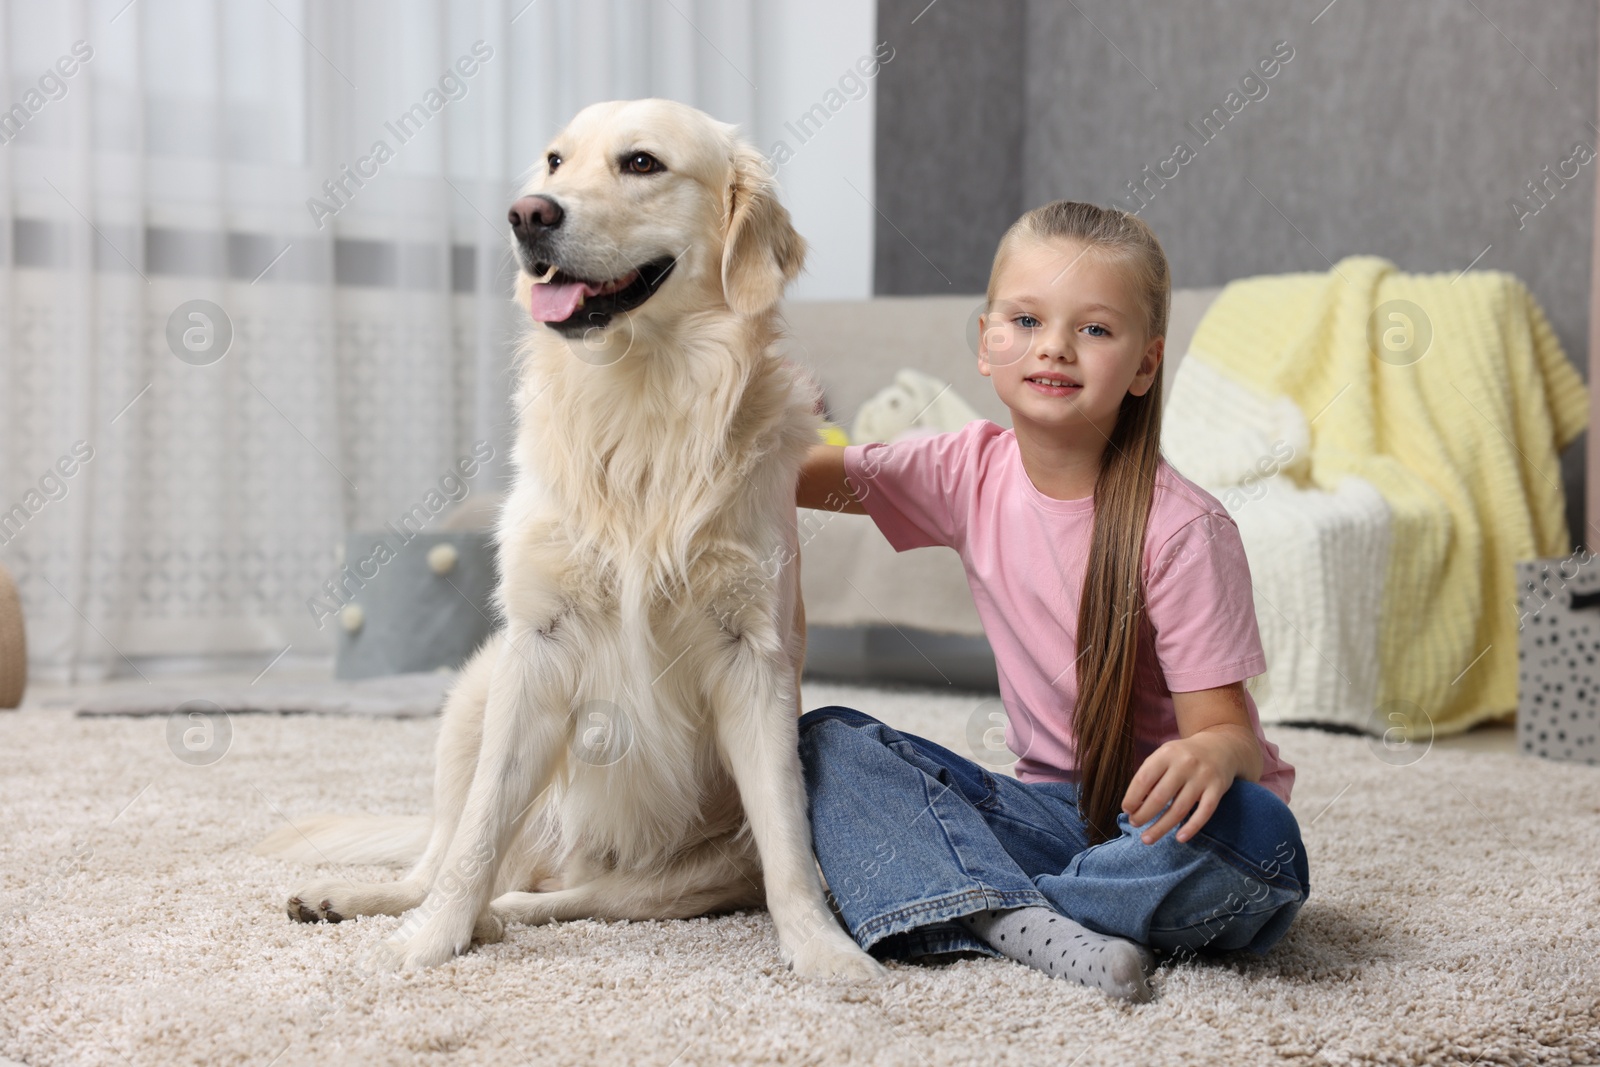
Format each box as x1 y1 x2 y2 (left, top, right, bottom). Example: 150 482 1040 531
1121 681 1265 845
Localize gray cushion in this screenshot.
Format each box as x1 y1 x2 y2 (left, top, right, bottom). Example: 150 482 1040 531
334 531 498 679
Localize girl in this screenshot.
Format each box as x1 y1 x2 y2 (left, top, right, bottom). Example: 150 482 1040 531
794 201 1308 1002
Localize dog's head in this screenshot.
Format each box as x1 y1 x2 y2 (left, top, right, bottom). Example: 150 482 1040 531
510 98 805 339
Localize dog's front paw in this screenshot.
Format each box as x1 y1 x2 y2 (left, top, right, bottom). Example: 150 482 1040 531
786 927 884 981
287 880 353 923
364 931 466 972
364 915 475 972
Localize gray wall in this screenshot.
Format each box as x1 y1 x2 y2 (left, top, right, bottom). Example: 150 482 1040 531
874 0 1595 546
873 0 1026 295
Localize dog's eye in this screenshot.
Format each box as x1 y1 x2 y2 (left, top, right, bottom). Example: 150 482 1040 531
624 152 664 175
547 152 562 173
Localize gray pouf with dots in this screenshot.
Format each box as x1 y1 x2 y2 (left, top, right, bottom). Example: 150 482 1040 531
1515 556 1600 765
334 531 500 681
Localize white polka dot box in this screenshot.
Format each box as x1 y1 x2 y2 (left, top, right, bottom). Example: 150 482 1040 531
1516 555 1600 765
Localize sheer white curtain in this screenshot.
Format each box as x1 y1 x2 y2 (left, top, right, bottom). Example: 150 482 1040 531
0 0 759 681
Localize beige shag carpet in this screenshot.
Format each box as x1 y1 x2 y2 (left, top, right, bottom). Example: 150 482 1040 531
1 677 1597 1067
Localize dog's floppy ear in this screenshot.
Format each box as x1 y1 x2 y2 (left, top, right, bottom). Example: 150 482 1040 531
720 144 806 316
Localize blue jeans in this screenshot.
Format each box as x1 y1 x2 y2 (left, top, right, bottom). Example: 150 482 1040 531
797 706 1310 963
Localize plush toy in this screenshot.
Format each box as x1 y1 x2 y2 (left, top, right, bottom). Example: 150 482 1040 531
851 368 984 444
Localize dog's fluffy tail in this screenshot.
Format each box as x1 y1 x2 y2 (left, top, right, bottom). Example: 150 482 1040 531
254 815 429 867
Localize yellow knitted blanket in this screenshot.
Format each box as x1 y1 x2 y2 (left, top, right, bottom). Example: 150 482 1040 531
1187 255 1589 737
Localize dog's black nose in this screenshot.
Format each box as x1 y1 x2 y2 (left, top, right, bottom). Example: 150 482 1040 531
509 195 563 236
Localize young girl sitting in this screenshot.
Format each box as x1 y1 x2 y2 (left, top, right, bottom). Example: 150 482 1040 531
795 200 1309 1002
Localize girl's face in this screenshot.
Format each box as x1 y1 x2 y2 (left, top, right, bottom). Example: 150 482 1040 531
977 237 1163 442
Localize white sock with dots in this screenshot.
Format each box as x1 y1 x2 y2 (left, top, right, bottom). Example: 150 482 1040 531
957 906 1155 1002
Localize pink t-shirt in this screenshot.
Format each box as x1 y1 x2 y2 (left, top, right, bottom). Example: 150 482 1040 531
841 419 1294 803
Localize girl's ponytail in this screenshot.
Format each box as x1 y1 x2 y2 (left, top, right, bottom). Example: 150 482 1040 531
1073 382 1162 845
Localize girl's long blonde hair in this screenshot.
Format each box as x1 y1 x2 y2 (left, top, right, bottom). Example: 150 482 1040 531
986 200 1170 846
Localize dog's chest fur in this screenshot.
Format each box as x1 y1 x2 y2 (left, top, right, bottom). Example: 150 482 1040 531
502 321 819 868
507 320 817 610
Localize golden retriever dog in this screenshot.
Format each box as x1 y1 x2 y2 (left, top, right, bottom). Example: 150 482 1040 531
257 98 881 980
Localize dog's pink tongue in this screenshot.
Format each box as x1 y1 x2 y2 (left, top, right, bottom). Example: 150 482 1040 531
528 281 592 323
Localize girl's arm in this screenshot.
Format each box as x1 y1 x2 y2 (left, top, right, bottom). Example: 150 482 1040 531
1121 680 1264 845
797 444 867 514
1171 681 1264 783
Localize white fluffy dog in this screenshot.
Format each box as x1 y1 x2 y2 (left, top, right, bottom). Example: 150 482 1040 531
258 98 880 980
